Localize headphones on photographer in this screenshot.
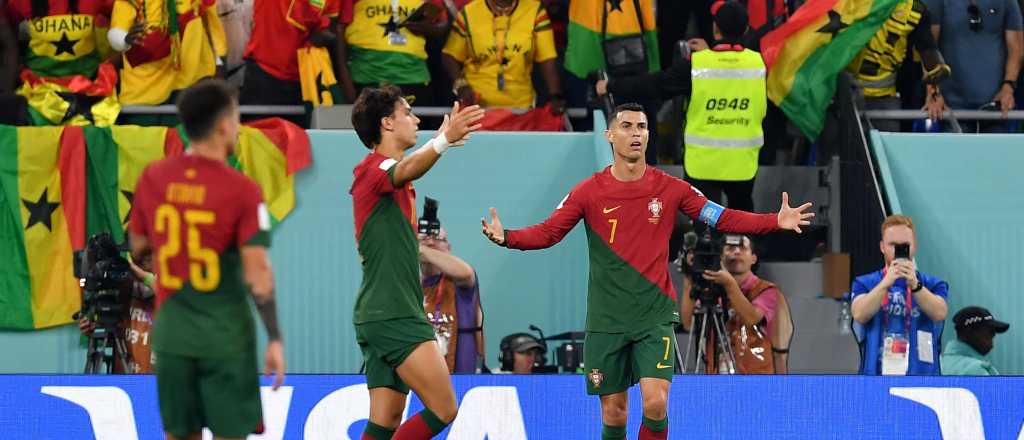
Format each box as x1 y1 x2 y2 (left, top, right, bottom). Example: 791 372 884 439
498 333 547 371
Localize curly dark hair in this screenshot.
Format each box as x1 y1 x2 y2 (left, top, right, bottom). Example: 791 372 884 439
351 85 404 149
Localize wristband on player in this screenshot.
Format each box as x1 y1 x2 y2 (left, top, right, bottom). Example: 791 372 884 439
429 132 452 155
143 273 156 288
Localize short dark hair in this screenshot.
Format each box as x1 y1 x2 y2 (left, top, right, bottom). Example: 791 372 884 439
712 1 749 41
176 79 238 141
607 102 645 124
352 85 404 149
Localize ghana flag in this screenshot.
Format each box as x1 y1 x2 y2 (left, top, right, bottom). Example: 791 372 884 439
0 118 311 330
761 0 900 140
564 0 659 79
0 126 86 329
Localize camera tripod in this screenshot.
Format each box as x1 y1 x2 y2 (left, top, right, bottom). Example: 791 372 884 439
84 322 133 374
683 300 737 374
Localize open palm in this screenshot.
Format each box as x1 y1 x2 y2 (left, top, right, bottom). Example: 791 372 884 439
777 192 814 233
481 207 505 245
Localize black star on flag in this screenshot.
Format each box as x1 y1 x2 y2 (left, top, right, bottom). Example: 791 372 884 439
608 0 624 12
816 10 848 39
380 15 400 37
22 188 61 231
57 92 104 124
51 32 79 56
315 72 331 104
121 190 133 225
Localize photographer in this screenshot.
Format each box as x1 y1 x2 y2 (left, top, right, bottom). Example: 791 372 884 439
851 215 948 375
419 200 485 374
79 259 156 373
682 234 789 374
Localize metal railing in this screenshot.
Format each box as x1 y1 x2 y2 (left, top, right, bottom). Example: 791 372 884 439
121 105 590 118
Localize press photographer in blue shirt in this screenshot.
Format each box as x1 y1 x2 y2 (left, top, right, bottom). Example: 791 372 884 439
851 215 949 375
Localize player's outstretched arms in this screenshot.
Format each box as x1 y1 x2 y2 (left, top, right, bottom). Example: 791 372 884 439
242 245 286 390
776 192 814 234
391 102 485 187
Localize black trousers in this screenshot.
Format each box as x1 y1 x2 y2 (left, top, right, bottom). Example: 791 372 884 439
688 177 756 237
239 60 308 128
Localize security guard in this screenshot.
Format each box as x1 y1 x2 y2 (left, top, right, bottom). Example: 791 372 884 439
597 1 764 211
847 0 949 131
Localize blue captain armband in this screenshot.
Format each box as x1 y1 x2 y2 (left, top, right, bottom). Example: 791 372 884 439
698 201 725 227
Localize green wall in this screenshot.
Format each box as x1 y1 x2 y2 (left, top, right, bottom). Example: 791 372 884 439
872 131 1023 374
0 127 611 373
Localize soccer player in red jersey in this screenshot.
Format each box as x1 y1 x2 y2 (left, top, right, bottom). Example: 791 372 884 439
129 80 285 440
349 85 484 440
482 103 814 440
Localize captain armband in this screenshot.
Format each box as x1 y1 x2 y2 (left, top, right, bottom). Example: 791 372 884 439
698 201 726 227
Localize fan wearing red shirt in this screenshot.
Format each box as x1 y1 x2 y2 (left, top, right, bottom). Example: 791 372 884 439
240 0 341 125
481 103 813 440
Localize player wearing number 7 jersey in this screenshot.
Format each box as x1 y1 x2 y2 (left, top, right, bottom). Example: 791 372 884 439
481 103 814 440
129 80 286 440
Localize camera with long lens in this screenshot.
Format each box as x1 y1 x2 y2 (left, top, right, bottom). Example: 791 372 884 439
687 230 726 306
72 233 133 331
418 197 441 238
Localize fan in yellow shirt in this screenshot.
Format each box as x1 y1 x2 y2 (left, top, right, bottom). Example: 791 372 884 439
442 0 563 112
107 0 226 124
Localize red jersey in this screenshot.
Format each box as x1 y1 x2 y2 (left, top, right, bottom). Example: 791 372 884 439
129 154 270 358
245 0 340 81
506 166 778 332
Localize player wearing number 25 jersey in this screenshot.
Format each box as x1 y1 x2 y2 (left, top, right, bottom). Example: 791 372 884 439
129 80 285 440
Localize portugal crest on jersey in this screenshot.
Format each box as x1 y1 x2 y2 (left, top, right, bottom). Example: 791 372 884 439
648 198 663 224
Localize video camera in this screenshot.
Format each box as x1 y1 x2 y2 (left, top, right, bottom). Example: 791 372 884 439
418 197 441 238
686 230 727 306
72 233 133 330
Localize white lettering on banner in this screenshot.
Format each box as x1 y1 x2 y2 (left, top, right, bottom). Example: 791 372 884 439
446 387 527 440
40 386 140 440
890 387 985 439
303 383 410 440
202 387 294 440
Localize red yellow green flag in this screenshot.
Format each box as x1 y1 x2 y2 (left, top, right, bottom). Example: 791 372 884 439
761 0 900 139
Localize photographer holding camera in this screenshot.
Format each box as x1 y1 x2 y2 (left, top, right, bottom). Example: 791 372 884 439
851 215 948 375
681 234 790 374
419 198 486 374
77 253 157 374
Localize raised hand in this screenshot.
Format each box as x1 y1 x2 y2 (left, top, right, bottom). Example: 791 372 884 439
481 207 505 245
442 102 485 145
777 192 814 234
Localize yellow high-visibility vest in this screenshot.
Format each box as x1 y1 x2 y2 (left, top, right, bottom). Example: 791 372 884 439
685 48 767 182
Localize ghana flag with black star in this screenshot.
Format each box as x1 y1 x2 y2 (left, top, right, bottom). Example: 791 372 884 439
760 0 901 140
0 126 87 329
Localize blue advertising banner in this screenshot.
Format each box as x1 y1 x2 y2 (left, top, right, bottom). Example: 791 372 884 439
1 374 1022 439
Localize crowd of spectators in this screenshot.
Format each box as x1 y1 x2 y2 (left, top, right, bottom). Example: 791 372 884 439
2 0 1022 147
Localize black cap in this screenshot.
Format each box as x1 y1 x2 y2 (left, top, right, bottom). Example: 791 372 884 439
711 1 749 39
510 335 544 353
954 306 1010 333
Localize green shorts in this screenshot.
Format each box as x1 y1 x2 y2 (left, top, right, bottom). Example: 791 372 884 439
154 350 262 438
355 316 436 394
584 323 677 395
